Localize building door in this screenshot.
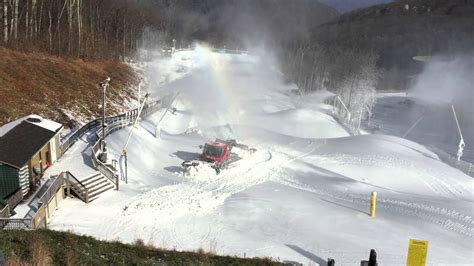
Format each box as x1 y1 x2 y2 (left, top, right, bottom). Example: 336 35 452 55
46 151 51 168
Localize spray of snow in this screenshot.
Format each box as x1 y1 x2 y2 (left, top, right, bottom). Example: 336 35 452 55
47 49 473 265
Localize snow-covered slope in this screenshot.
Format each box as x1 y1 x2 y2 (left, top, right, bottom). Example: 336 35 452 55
49 46 473 265
369 95 474 164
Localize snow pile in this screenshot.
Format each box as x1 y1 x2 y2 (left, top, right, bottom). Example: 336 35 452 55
48 46 473 265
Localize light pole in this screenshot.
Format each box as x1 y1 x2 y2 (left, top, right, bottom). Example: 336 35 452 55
99 77 111 163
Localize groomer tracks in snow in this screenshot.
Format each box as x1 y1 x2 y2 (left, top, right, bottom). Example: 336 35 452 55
48 46 473 265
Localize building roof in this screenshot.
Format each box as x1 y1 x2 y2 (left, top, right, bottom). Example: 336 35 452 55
0 120 61 169
0 114 63 137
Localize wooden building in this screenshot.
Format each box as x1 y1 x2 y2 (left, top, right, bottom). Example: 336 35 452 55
0 115 62 205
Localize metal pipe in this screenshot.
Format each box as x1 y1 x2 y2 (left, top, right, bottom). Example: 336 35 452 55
155 93 180 137
337 96 351 120
451 104 464 140
123 93 149 153
403 115 424 138
451 104 466 161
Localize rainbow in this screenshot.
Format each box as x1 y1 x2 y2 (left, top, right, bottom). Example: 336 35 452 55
193 44 245 137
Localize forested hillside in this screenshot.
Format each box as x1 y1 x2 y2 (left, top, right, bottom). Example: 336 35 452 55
150 0 339 46
306 0 474 91
2 0 473 127
0 0 163 59
0 0 338 124
278 0 474 136
0 0 338 59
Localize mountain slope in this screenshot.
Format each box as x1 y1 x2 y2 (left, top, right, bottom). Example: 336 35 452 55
0 48 139 126
310 0 474 89
153 0 339 46
319 0 393 12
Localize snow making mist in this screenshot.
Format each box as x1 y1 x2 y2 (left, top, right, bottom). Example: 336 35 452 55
409 55 474 161
141 43 295 140
174 44 291 139
410 56 474 105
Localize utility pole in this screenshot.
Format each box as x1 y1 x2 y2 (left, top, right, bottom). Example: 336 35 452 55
99 77 111 163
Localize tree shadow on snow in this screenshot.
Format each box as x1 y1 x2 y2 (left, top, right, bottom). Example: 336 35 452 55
285 244 327 265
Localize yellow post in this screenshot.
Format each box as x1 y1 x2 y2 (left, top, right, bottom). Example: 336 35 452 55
407 239 429 266
370 191 377 217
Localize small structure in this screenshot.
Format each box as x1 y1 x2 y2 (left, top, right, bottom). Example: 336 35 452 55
0 115 62 207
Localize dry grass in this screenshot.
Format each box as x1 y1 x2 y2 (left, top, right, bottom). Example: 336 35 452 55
0 230 282 265
0 47 139 126
6 233 51 266
30 232 51 265
133 238 145 247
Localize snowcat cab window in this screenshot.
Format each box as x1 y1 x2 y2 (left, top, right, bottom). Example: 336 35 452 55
203 144 226 157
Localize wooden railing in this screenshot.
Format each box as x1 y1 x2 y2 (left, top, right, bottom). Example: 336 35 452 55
31 204 47 229
63 171 89 203
91 140 119 190
60 97 164 156
0 218 32 229
60 119 101 154
0 204 10 219
90 94 175 189
38 175 65 206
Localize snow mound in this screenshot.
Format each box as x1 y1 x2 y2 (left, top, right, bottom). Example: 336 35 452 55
48 47 474 265
243 108 350 139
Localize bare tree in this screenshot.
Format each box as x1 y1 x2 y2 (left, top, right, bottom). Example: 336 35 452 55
2 0 7 43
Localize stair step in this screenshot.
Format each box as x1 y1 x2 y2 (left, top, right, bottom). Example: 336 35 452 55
88 185 114 201
87 181 112 194
80 173 102 184
84 178 108 189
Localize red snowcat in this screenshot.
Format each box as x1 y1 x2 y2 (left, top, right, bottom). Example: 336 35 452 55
182 139 256 174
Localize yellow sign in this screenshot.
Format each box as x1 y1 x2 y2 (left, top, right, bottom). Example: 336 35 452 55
407 239 429 266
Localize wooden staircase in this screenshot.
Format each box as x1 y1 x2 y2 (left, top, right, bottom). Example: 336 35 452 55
79 173 115 202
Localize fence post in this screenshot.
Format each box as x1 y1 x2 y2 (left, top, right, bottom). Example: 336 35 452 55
116 175 119 190
370 192 377 218
66 173 71 197
44 213 48 229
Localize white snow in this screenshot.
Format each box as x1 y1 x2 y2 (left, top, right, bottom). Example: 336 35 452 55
47 46 473 265
0 114 62 137
0 114 63 137
27 114 63 132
